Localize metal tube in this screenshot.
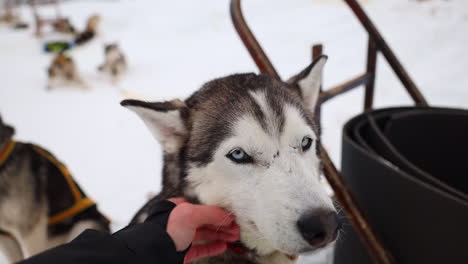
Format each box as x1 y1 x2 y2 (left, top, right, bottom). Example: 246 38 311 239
320 146 396 264
344 0 428 106
364 38 378 111
313 44 324 128
230 0 280 79
320 73 371 103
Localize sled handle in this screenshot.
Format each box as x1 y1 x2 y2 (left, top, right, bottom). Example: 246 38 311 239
230 0 280 79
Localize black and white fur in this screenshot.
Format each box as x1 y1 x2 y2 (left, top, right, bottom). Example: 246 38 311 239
122 56 339 264
47 53 87 90
0 116 109 263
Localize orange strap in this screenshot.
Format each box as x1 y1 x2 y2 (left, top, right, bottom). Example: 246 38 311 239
32 145 82 201
32 145 97 225
48 197 95 225
0 141 15 166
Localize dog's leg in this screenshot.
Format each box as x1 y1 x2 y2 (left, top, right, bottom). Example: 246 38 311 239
67 220 104 241
74 77 90 90
14 214 48 258
44 220 104 250
46 78 57 90
0 234 24 263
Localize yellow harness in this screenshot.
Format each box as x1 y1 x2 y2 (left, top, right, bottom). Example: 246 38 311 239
0 141 96 226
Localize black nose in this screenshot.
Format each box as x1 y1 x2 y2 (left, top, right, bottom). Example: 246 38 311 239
297 211 339 247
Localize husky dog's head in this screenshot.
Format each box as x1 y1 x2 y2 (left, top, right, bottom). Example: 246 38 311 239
0 115 15 146
104 43 121 59
122 56 339 256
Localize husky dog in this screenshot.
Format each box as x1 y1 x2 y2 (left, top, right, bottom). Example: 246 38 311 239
122 56 339 264
0 116 110 263
98 43 127 83
47 53 87 90
74 14 100 46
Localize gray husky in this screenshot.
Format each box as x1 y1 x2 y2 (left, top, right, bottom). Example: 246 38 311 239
122 56 339 264
98 43 127 84
0 116 110 263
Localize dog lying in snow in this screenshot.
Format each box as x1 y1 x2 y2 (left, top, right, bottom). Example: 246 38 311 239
47 53 87 90
122 56 340 264
98 43 127 83
0 116 109 263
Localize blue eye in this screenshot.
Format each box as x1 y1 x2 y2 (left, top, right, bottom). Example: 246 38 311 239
301 136 313 152
226 148 253 164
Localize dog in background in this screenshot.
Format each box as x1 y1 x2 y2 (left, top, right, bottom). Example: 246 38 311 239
47 53 87 90
74 14 100 46
123 56 340 264
0 116 110 263
98 43 127 83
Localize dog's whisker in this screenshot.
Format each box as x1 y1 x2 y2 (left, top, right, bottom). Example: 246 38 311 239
216 211 234 233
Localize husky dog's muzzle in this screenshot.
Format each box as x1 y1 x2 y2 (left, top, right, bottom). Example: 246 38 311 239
297 211 340 248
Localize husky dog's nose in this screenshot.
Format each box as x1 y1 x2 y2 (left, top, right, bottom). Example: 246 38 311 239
297 212 339 247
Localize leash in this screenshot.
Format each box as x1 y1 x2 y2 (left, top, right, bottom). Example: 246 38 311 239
0 140 98 226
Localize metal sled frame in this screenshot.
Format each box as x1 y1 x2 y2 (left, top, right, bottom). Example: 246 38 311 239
230 0 429 263
29 0 67 37
1 0 19 23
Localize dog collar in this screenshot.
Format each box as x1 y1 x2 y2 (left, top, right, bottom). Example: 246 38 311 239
227 242 298 262
227 242 248 254
0 140 15 166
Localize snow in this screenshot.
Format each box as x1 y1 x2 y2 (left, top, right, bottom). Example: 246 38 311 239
1 0 467 263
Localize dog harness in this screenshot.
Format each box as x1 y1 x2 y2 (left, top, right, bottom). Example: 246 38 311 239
227 242 298 262
0 140 15 165
0 141 96 226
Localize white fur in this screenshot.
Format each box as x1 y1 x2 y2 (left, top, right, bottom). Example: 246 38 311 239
0 235 22 263
125 106 187 153
297 56 327 111
249 91 280 136
186 98 334 256
14 213 48 258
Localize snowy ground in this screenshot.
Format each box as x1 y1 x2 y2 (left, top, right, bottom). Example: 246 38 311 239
1 0 467 263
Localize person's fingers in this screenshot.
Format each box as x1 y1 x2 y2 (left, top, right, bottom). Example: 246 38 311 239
167 203 235 252
184 241 227 264
194 228 239 242
167 197 187 205
185 204 235 228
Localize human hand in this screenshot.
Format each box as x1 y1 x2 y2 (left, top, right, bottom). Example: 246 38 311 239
166 198 240 263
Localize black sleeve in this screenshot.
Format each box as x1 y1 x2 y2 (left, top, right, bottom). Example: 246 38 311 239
18 200 188 264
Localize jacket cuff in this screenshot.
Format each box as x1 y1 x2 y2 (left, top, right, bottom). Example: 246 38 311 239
113 200 187 264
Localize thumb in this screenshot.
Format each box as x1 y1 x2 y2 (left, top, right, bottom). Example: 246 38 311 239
188 204 235 228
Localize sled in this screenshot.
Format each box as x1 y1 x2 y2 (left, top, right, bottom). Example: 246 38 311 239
29 0 75 37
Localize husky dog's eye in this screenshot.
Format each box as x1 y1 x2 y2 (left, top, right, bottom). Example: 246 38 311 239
226 148 253 164
301 136 313 152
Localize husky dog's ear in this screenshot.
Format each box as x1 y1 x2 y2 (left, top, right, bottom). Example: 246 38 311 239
120 99 188 153
0 115 15 145
288 55 327 112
